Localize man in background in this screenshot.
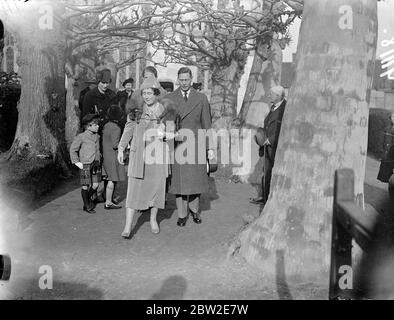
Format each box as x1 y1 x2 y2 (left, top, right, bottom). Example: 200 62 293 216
251 85 286 205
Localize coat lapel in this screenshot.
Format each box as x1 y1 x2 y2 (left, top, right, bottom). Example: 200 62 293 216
178 88 199 120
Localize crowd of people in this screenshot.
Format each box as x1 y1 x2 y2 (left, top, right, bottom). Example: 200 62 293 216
69 62 287 239
70 65 215 239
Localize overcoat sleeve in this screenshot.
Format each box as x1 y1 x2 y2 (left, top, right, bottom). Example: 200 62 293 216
201 95 212 130
201 95 214 151
118 121 135 152
82 91 94 118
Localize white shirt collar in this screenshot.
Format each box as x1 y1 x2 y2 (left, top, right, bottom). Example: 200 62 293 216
182 88 191 97
272 99 284 111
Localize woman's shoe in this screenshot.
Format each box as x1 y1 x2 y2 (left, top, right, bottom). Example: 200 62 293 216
104 203 122 210
177 217 187 227
121 229 132 239
189 209 202 224
150 221 160 234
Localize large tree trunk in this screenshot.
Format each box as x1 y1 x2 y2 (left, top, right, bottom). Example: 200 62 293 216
230 0 378 288
210 56 247 129
8 0 69 171
233 39 282 188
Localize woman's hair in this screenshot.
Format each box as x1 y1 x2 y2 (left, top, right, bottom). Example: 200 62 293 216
141 87 161 96
142 66 158 78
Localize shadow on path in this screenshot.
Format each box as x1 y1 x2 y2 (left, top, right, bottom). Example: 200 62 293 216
275 250 293 300
149 275 187 300
18 279 103 300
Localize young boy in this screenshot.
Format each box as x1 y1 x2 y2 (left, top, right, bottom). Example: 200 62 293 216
70 114 102 213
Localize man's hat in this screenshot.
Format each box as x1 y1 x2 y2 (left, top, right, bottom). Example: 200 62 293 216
96 69 112 83
82 113 100 126
122 77 134 87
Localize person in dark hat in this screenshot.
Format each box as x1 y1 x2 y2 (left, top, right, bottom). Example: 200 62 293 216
117 77 134 113
81 68 118 123
78 78 97 128
70 113 102 214
116 77 134 128
102 105 126 210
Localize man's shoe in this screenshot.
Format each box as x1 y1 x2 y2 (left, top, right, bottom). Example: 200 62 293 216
189 210 202 224
177 217 187 227
104 203 122 210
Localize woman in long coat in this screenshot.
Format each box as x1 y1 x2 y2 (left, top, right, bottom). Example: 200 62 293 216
117 78 171 238
102 105 126 209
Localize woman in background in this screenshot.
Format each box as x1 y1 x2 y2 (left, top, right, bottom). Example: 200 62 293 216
102 105 126 209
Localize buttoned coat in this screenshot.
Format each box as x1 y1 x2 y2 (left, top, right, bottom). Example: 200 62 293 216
166 87 212 195
118 103 170 179
263 99 286 160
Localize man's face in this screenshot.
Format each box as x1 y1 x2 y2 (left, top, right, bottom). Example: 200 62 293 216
178 72 192 91
269 90 283 104
98 81 109 92
125 83 133 92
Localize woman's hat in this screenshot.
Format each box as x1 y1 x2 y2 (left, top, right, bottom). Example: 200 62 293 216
107 105 123 122
254 127 267 147
122 77 134 87
96 69 112 83
140 77 160 92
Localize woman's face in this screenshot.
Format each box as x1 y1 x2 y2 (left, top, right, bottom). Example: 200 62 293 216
143 71 155 80
142 88 157 105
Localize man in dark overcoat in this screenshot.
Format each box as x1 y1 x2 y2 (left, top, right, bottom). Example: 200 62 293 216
81 69 118 124
166 67 214 227
252 85 286 204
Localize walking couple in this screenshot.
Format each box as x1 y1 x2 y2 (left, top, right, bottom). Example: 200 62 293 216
117 67 215 238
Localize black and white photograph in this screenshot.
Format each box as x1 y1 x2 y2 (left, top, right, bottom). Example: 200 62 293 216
1 0 394 303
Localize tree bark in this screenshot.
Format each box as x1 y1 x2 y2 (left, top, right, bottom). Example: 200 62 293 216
210 55 247 129
8 1 69 172
233 39 282 187
230 0 378 287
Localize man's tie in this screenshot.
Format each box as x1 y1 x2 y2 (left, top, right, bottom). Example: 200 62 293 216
270 103 276 112
183 90 188 102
